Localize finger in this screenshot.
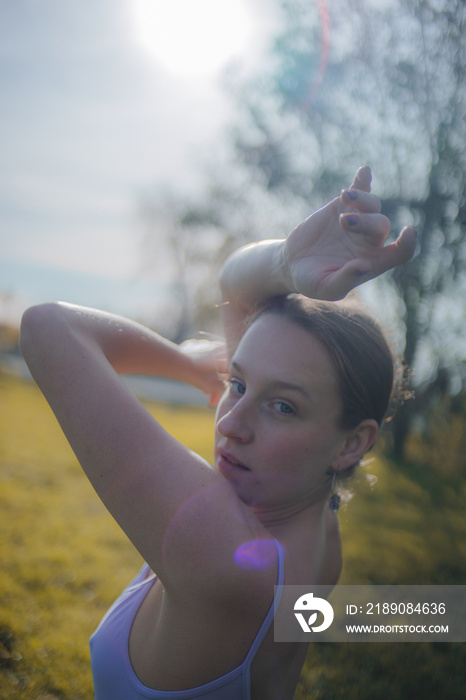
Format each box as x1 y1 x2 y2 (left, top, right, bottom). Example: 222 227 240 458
319 226 417 300
340 188 382 213
318 259 373 301
372 226 418 274
208 392 223 408
214 350 228 375
349 166 372 193
339 212 391 244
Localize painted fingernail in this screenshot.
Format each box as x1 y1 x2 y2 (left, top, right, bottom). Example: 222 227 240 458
343 189 358 201
345 215 358 226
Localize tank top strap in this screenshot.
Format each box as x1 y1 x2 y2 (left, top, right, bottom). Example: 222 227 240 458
243 538 285 667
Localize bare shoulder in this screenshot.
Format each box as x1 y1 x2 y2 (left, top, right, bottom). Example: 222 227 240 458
19 303 277 609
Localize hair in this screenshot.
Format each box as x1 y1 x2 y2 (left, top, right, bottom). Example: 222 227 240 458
249 294 400 432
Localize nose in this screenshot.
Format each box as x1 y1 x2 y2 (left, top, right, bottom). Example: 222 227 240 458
216 397 254 443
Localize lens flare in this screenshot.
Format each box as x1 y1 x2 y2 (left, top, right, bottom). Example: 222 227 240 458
304 0 330 106
234 538 278 570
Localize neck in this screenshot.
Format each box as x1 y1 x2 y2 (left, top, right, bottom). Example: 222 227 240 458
250 490 328 535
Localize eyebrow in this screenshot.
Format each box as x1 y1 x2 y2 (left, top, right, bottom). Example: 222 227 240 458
230 360 315 403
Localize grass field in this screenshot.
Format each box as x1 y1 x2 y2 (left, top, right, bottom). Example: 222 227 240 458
1 372 465 699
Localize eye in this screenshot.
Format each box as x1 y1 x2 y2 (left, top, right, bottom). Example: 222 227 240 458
228 378 245 396
271 401 295 416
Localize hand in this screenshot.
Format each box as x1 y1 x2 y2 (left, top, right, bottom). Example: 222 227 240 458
284 166 417 301
179 339 228 406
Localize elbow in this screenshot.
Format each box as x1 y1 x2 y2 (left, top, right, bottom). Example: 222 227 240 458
19 303 63 364
219 247 244 302
218 257 231 300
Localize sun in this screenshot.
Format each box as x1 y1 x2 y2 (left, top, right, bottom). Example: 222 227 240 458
131 0 253 77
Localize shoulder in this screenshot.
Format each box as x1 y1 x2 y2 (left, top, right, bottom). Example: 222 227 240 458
163 498 282 609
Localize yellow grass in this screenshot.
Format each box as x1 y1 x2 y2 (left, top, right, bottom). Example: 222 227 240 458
1 372 465 699
0 373 215 699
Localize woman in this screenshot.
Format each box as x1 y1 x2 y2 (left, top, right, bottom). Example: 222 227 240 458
20 167 416 699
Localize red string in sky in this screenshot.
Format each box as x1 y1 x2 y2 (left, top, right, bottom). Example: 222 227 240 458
305 0 330 106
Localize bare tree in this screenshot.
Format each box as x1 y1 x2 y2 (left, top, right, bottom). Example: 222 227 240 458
139 0 466 458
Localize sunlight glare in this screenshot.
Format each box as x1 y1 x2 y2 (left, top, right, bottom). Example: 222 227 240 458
132 0 253 77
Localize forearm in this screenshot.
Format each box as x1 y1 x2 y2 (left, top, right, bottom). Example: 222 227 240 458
20 302 198 385
219 239 295 311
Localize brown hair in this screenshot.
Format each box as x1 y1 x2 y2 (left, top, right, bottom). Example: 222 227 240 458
250 294 398 431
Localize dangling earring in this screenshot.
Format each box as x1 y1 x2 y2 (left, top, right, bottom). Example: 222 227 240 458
329 471 341 512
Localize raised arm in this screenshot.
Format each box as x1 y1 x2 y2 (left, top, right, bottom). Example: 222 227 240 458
22 302 224 389
19 303 261 598
220 167 417 355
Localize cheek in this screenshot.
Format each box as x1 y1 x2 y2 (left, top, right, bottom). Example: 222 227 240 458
266 425 340 468
260 431 310 467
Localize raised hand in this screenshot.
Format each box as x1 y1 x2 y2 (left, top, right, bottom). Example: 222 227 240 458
179 338 228 406
285 166 417 301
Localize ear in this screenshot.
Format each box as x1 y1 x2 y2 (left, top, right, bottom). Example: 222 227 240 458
330 419 379 472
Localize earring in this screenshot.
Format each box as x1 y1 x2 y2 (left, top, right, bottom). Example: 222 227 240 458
329 471 341 512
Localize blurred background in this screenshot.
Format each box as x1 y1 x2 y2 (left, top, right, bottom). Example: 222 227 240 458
1 0 465 458
0 0 277 324
1 1 466 696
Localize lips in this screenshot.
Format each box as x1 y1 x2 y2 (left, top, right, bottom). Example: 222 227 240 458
217 447 250 473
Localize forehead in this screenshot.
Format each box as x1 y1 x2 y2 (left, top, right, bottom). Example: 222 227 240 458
233 313 340 396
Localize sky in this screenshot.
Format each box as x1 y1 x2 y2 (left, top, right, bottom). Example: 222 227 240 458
0 0 279 324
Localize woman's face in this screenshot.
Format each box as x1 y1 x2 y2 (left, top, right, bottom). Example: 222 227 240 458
214 313 351 515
